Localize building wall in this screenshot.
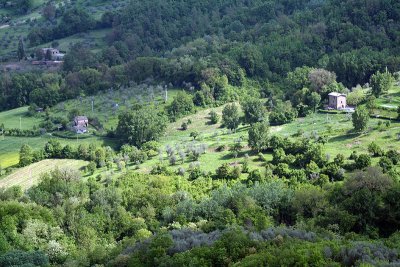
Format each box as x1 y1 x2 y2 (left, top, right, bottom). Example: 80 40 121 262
328 95 347 109
337 96 346 109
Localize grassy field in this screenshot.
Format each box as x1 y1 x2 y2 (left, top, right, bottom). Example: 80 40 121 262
0 159 87 190
375 85 400 109
138 106 400 174
0 134 115 168
52 87 181 129
0 106 43 129
140 105 278 173
0 87 181 168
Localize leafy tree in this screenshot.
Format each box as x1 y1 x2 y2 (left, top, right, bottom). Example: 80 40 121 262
116 106 168 147
247 169 263 184
167 91 195 121
367 142 384 157
86 162 97 175
354 154 371 170
370 70 393 97
190 131 199 140
397 106 400 120
241 98 267 124
308 68 336 94
352 106 369 132
307 92 321 112
42 2 56 20
45 49 53 61
222 103 240 130
0 250 49 267
386 149 400 165
209 110 219 124
229 140 243 158
341 167 393 234
347 87 365 106
248 122 270 152
379 156 394 173
19 144 33 167
269 100 298 125
286 66 312 92
17 39 25 61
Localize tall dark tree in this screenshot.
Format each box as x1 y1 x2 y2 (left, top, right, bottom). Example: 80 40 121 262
17 39 25 61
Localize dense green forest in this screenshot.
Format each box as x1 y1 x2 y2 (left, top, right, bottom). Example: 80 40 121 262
1 0 400 110
1 0 400 266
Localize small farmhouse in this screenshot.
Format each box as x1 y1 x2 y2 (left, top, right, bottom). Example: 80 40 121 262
74 116 88 127
328 92 347 110
41 48 65 61
72 116 88 134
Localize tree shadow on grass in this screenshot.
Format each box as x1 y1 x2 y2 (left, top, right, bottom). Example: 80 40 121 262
328 132 361 143
219 151 249 161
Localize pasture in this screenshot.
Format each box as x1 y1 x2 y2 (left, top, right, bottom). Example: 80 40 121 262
0 134 115 168
139 107 400 174
0 159 87 190
0 106 43 129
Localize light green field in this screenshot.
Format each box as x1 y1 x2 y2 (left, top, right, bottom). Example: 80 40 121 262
0 159 87 190
278 112 400 157
0 134 115 168
0 106 43 129
376 85 400 109
139 107 400 174
140 105 272 173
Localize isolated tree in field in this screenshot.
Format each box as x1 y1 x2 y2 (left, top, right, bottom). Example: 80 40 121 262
17 39 25 61
19 144 33 167
248 122 270 152
370 70 393 97
167 91 194 121
352 106 369 132
116 106 168 147
209 110 219 124
222 103 240 130
241 98 266 124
